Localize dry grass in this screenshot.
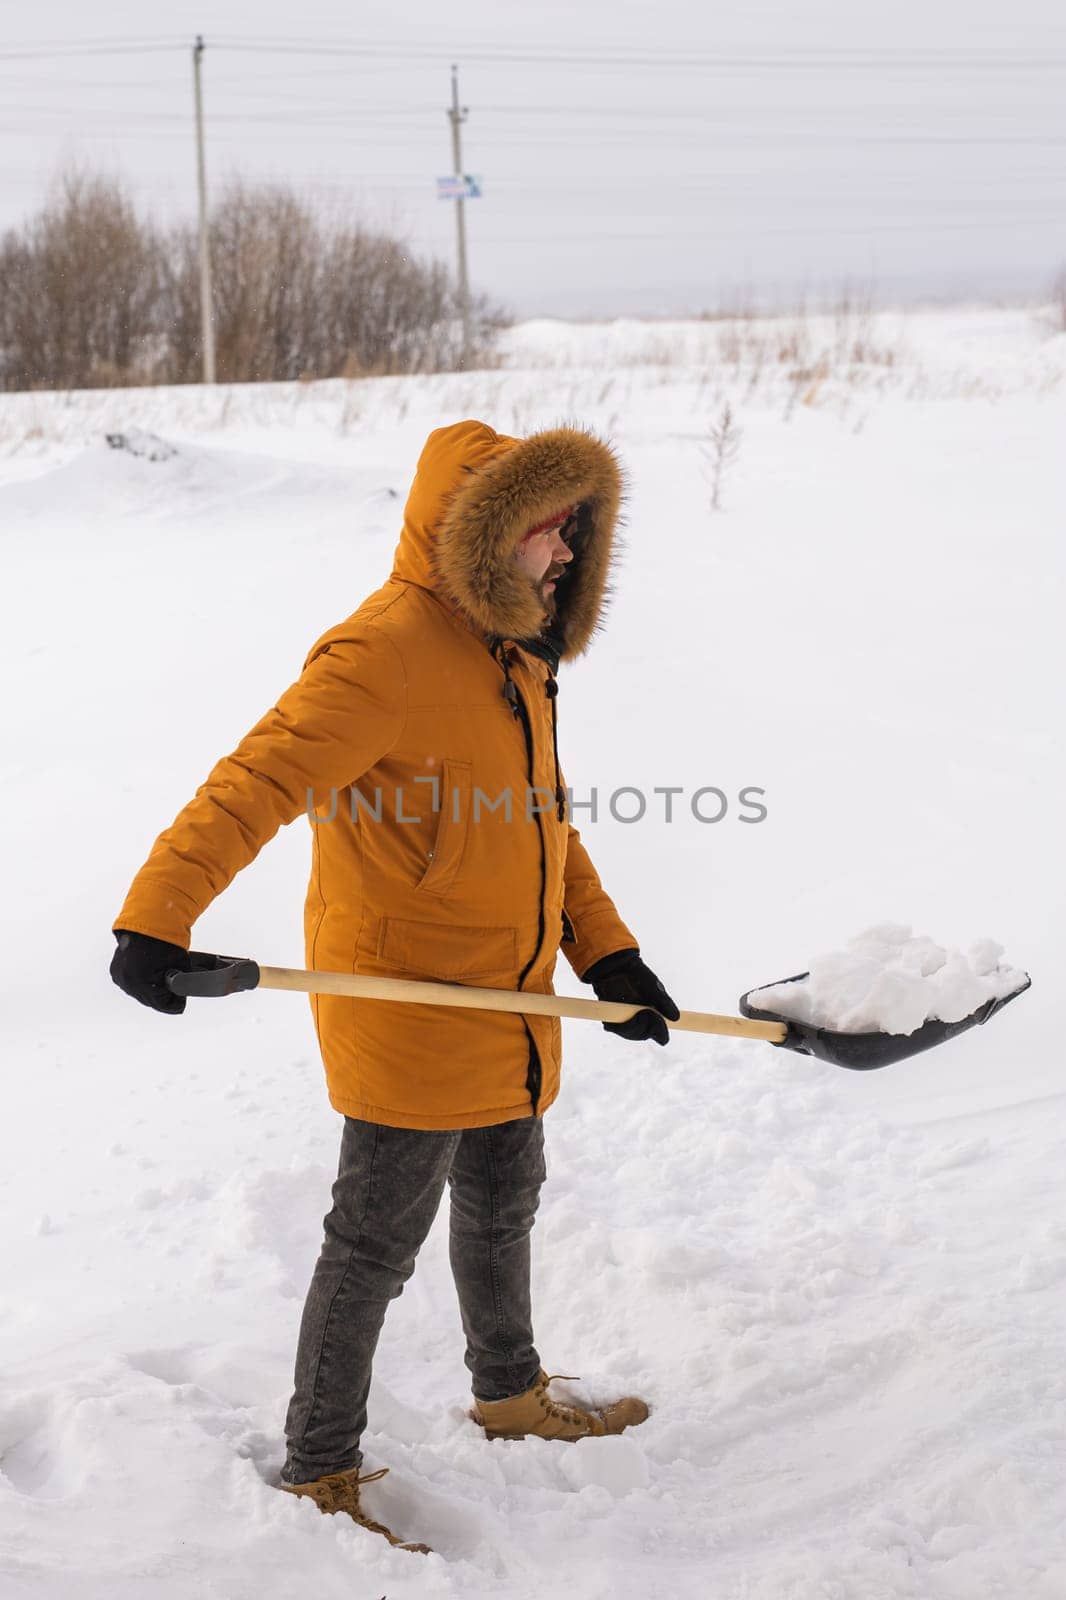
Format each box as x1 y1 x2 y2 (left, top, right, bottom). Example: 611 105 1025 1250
0 302 1059 461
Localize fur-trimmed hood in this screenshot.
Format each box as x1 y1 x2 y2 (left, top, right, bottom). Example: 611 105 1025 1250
390 419 623 661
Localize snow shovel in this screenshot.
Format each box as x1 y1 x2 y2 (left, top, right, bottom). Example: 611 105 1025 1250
739 971 1031 1070
165 954 1030 1071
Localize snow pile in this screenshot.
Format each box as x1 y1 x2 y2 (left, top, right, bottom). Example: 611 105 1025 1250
753 924 1028 1036
105 427 179 462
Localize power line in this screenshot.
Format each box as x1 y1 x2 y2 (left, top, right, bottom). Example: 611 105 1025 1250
2 92 1055 121
2 37 1065 72
215 45 1066 76
0 43 186 60
206 36 1066 70
5 101 1062 149
0 33 186 47
408 213 1066 244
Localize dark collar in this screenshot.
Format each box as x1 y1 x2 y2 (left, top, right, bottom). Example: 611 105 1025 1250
514 625 563 675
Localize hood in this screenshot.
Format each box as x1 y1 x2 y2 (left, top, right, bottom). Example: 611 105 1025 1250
390 418 623 661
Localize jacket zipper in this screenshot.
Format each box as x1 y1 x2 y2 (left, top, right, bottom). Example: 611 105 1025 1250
511 672 546 1116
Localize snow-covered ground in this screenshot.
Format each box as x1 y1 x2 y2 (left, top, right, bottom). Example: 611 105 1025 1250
1 306 1063 1598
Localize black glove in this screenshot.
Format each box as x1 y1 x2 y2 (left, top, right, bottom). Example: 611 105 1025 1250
110 929 191 1015
581 948 680 1047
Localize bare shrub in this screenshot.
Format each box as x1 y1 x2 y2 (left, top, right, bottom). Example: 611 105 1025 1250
163 181 505 384
0 170 166 391
325 227 482 377
163 183 322 383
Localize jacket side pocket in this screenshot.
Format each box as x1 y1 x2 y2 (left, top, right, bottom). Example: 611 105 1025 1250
416 759 471 899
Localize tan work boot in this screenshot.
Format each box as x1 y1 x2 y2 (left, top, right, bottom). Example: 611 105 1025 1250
281 1464 431 1554
472 1369 649 1442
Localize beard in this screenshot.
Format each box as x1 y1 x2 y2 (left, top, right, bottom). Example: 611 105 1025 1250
517 560 568 626
540 562 567 621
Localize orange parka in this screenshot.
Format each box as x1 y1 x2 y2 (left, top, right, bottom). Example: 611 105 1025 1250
114 420 637 1129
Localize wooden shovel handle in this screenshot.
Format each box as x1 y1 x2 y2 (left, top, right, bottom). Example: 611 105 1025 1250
256 965 787 1043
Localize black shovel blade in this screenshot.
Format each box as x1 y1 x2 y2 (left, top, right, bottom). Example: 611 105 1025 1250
739 971 1031 1071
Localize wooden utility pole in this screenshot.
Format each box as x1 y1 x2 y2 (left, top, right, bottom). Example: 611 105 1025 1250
192 34 216 385
447 63 472 368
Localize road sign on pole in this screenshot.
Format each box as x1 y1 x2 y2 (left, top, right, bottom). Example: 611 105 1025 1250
436 175 483 200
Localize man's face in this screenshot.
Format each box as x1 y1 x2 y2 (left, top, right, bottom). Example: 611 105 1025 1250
514 514 576 616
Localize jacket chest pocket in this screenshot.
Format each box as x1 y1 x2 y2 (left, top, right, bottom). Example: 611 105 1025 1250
417 759 472 899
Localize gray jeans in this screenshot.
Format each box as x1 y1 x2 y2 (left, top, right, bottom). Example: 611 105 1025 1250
281 1114 546 1485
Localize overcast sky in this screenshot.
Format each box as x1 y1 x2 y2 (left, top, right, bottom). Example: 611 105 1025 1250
1 0 1064 317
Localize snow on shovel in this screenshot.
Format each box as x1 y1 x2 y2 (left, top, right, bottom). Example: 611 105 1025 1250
166 933 1029 1072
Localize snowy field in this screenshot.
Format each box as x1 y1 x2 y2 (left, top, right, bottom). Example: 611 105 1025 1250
1 305 1063 1598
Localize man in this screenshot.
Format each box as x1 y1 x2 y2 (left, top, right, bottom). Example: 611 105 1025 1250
110 419 679 1553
